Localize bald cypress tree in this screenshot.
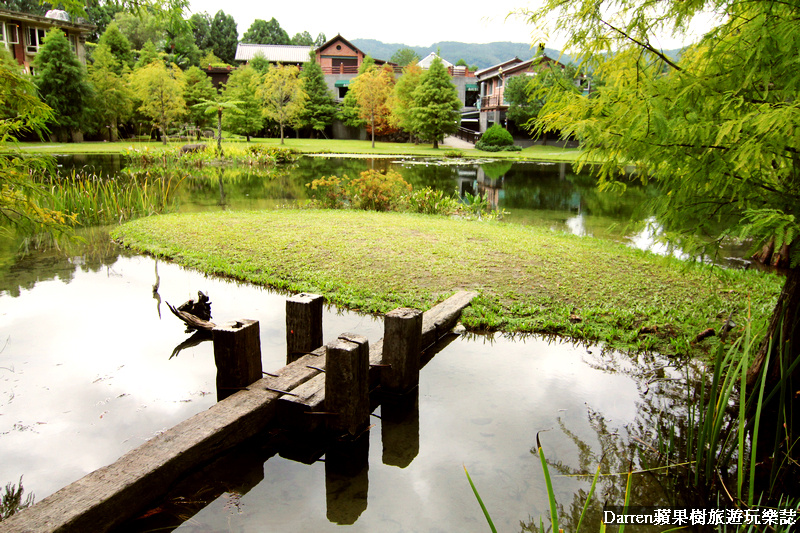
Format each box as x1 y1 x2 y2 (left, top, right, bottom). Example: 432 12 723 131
299 51 336 137
411 56 461 148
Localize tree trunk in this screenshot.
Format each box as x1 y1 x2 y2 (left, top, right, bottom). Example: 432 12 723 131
280 123 285 145
216 110 223 157
433 138 439 149
370 113 375 148
747 264 800 484
161 126 167 145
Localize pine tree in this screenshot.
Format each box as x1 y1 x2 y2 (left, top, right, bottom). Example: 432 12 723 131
243 18 290 45
135 40 161 67
411 56 462 148
298 51 336 137
97 22 133 73
209 10 238 64
34 28 94 142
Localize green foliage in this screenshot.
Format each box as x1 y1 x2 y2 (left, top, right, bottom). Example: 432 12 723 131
88 44 133 141
298 51 336 135
257 65 306 144
248 51 270 74
164 22 202 68
130 62 186 144
0 477 34 521
391 48 420 67
222 66 264 140
390 63 424 137
97 22 133 72
291 31 314 46
135 40 162 67
183 66 218 133
476 124 520 151
246 145 300 164
34 28 94 139
209 10 238 64
189 12 212 51
410 56 462 148
338 56 377 129
504 75 537 130
308 169 411 211
243 18 290 45
113 10 165 51
349 65 396 147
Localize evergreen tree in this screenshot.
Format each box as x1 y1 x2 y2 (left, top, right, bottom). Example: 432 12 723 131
113 10 165 50
298 51 336 137
222 65 263 141
98 22 133 73
34 28 94 142
130 61 186 144
314 33 327 47
209 10 238 64
243 18 290 45
88 44 133 141
189 12 212 51
291 31 314 46
391 48 420 67
410 56 462 148
183 66 217 137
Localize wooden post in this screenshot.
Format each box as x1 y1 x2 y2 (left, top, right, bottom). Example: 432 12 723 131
381 308 422 393
286 293 324 363
212 319 262 401
326 333 369 435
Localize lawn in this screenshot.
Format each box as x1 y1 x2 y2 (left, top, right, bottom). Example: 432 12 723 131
16 137 584 162
112 208 782 358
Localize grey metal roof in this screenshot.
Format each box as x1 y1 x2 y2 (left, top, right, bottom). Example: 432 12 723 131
235 43 314 63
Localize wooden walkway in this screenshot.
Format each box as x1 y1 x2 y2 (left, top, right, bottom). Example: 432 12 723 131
1 291 476 533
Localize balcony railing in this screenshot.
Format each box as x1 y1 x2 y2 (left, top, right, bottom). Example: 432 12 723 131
480 95 506 109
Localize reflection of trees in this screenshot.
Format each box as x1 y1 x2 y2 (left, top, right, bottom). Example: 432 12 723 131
0 227 131 298
519 350 726 533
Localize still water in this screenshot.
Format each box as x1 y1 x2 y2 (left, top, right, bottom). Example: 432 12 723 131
0 155 710 531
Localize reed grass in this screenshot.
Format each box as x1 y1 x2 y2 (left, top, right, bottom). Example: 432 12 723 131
38 169 185 226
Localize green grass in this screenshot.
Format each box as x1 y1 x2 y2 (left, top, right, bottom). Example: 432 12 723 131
14 137 584 162
111 209 782 357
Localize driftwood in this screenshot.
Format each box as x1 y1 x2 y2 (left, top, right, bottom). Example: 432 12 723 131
168 291 215 332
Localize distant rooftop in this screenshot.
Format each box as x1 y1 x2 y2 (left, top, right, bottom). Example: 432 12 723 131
417 52 453 69
235 43 314 63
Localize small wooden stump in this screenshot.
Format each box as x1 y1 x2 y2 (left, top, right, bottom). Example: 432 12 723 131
212 319 262 401
326 333 369 435
381 308 422 393
286 293 324 363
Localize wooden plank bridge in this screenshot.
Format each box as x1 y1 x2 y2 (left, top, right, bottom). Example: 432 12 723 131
1 290 476 533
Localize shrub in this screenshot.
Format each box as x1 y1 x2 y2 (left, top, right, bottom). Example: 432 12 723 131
476 124 522 152
306 176 348 209
349 169 412 211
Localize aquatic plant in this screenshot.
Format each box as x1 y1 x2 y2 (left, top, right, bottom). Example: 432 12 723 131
0 477 34 521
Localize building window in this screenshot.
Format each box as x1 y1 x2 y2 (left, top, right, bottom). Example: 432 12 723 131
69 34 77 53
27 27 46 53
6 24 19 44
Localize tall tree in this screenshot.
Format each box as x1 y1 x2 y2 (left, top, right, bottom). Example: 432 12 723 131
88 44 133 141
183 66 217 137
338 55 375 129
410 56 462 148
85 1 124 41
390 62 424 140
130 61 186 144
222 65 263 141
192 97 243 155
34 28 94 142
350 64 396 148
526 0 800 464
391 48 420 67
0 48 73 236
135 40 162 67
113 10 165 50
314 33 327 47
257 65 306 144
209 10 238 64
298 50 336 137
248 51 270 74
189 12 212 51
291 31 314 46
97 22 133 73
243 18 290 45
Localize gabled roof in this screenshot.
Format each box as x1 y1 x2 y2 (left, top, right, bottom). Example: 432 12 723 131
417 52 453 69
235 43 314 63
476 55 564 80
475 57 526 79
316 34 365 57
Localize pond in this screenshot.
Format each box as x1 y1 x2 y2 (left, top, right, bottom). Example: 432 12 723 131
0 155 719 531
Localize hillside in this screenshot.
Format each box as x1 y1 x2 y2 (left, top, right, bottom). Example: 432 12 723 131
350 39 570 70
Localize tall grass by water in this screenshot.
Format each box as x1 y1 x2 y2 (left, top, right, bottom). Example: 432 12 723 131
39 169 185 227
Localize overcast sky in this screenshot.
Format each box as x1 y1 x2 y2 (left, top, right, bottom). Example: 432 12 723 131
187 0 544 48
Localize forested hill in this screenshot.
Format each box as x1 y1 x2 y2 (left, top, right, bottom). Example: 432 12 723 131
350 39 570 70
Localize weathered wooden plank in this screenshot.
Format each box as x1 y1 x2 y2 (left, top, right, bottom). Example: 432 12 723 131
420 290 477 349
278 373 327 431
325 334 370 435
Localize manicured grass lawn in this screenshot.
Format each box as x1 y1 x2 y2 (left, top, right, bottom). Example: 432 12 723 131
16 137 584 162
112 209 781 357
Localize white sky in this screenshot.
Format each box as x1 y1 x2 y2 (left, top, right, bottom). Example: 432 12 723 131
187 0 545 48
